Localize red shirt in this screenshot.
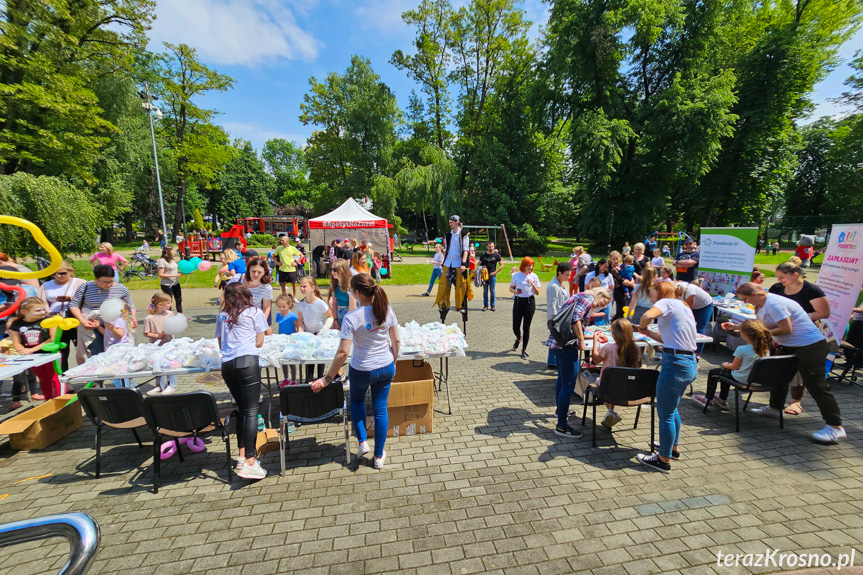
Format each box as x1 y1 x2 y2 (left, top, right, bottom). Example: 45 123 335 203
795 245 813 260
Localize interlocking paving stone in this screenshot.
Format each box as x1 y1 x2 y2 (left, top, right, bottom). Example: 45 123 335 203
0 291 862 573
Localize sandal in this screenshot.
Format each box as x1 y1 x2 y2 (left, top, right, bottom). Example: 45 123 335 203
784 402 803 415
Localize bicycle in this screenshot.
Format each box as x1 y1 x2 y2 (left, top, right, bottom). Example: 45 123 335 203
121 252 158 281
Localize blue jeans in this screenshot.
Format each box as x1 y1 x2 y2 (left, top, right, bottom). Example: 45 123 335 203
553 346 581 428
483 275 497 308
692 303 713 354
426 267 442 294
547 348 556 367
349 362 395 458
656 352 698 458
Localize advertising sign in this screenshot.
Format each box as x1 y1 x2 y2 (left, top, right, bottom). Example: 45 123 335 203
697 227 758 296
816 224 863 342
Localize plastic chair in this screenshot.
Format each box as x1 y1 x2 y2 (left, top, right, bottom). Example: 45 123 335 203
580 367 659 448
704 355 799 431
142 391 231 493
78 388 147 478
830 343 861 385
279 381 349 475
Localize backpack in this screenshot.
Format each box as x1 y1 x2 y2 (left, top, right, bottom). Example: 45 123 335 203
548 299 579 347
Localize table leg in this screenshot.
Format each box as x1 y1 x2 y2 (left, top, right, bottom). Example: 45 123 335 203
441 357 451 415
263 368 275 428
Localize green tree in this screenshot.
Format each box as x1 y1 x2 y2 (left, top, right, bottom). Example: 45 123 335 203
0 173 102 256
300 55 401 210
391 0 455 149
211 140 273 224
0 0 154 181
154 43 235 238
261 138 315 208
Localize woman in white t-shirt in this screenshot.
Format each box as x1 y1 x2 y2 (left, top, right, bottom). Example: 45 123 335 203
37 262 87 371
157 247 183 313
311 274 400 470
636 281 698 473
726 283 844 444
216 282 269 481
509 257 541 360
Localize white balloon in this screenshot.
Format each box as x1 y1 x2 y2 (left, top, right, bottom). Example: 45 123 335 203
99 298 125 323
163 313 188 336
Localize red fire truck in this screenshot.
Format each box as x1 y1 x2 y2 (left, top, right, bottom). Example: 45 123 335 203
237 216 310 238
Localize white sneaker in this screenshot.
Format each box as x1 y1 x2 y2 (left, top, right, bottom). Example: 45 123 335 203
812 425 846 444
751 405 780 417
145 387 162 396
373 451 386 470
236 460 267 480
161 386 176 395
236 456 244 471
357 441 370 458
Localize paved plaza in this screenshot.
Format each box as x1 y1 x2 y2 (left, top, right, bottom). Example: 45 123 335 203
1 286 862 574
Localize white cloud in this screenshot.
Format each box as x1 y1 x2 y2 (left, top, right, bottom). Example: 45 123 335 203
149 0 321 66
222 121 309 149
352 0 414 38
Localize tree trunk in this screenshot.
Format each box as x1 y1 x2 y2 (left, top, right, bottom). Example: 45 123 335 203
124 212 134 242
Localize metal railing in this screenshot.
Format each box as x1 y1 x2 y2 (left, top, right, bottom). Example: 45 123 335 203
0 512 100 575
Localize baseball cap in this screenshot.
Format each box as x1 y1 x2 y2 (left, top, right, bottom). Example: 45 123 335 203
243 248 259 258
449 215 460 222
295 237 301 242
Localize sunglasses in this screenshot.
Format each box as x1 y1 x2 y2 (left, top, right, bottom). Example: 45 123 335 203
54 272 69 276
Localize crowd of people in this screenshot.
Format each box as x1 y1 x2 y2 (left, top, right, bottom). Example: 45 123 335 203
1 220 858 483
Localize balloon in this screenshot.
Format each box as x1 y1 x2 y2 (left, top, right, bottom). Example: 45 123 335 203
190 257 202 266
22 284 38 298
475 242 479 248
0 291 6 305
197 260 212 272
380 268 387 276
178 260 196 274
99 298 124 323
163 313 188 336
622 306 629 317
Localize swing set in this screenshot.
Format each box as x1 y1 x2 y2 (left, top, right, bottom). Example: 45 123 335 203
644 231 693 257
459 224 515 262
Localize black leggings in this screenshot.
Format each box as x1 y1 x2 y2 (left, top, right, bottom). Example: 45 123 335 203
59 327 76 373
706 367 735 400
160 283 183 314
613 286 627 321
512 296 535 352
221 355 261 456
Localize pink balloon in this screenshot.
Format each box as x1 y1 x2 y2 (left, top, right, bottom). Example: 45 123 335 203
197 260 212 272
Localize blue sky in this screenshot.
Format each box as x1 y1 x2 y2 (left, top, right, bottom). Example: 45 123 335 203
148 0 862 152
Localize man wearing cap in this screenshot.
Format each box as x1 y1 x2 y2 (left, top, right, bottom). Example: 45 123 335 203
273 235 302 296
673 238 700 282
341 238 354 262
434 215 473 322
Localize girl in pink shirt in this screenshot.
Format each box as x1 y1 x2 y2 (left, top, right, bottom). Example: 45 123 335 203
90 243 128 282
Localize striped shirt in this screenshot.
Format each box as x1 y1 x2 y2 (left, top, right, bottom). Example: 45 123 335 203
545 293 594 350
70 281 135 313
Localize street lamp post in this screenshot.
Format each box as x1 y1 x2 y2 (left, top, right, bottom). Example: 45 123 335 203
140 85 168 249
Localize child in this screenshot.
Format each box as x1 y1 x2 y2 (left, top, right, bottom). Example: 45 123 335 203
651 248 664 268
143 293 177 395
696 319 772 410
2 337 41 411
98 305 132 388
141 239 150 251
592 319 641 428
372 251 383 284
659 265 674 282
8 298 61 400
296 277 334 381
586 277 607 325
619 255 635 300
217 282 269 480
275 293 299 384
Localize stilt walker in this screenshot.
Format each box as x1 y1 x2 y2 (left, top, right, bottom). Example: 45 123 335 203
433 215 473 331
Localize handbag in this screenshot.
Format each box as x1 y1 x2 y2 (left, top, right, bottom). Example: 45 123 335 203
548 298 579 347
575 367 599 399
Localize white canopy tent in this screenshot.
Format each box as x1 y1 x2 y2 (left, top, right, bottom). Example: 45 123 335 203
309 197 393 269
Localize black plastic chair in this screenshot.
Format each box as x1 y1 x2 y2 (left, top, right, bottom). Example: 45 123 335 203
581 367 659 448
830 343 861 385
142 391 232 493
279 381 349 475
78 388 147 478
705 355 799 431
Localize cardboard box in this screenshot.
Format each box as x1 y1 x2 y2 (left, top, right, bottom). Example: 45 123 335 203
256 428 280 456
0 395 83 450
368 360 434 438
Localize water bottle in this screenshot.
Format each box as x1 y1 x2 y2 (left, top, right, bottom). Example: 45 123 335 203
288 422 295 434
257 414 265 432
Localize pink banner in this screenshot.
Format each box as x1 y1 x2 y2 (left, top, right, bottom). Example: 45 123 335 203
816 224 863 342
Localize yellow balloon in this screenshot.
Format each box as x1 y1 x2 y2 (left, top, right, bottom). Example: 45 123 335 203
622 306 629 316
0 216 62 279
41 317 79 330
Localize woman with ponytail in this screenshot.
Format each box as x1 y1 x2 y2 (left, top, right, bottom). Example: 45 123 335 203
311 274 400 469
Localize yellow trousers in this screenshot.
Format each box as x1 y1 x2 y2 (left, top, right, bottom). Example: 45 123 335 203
434 266 473 311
